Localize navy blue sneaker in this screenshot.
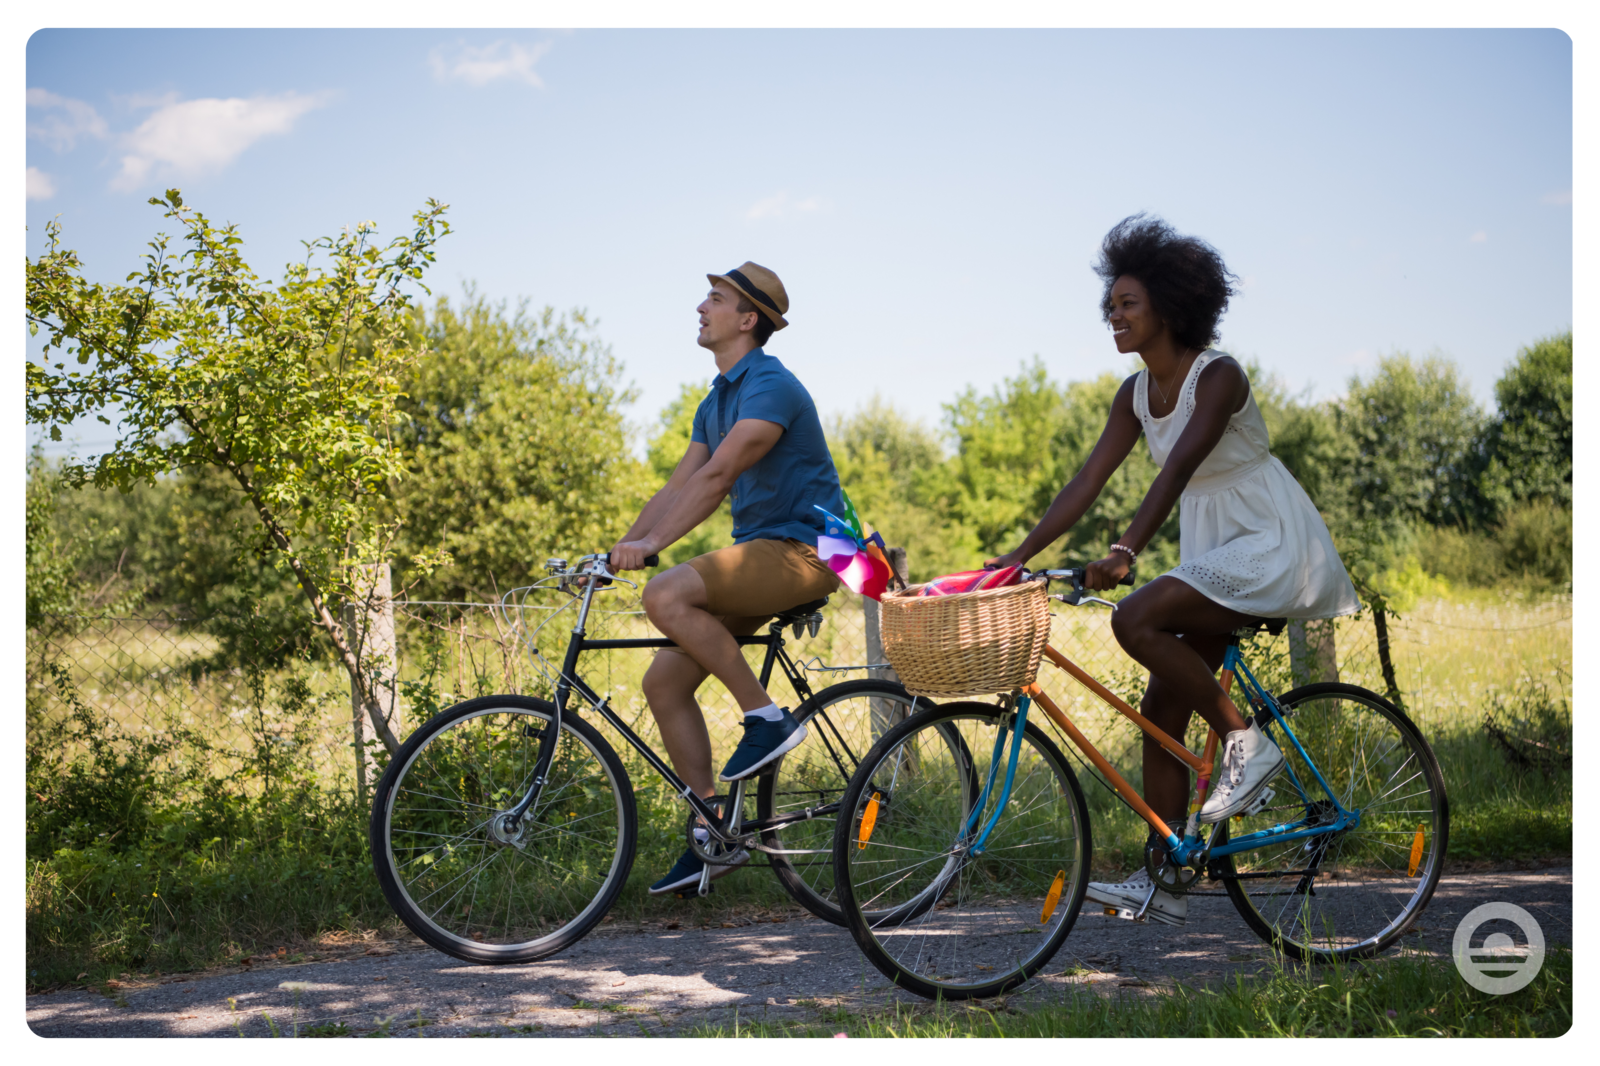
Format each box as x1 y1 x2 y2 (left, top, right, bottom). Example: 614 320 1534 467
719 710 808 781
647 846 748 896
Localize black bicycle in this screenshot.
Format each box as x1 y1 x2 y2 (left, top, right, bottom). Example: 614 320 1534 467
369 552 929 964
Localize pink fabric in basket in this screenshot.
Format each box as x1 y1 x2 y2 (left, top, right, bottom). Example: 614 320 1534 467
913 566 1024 597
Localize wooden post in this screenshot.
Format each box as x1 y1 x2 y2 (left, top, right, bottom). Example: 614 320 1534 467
1371 604 1404 709
344 562 398 803
1287 619 1340 687
865 547 909 742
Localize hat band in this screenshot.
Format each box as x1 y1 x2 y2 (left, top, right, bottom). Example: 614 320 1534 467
724 268 782 317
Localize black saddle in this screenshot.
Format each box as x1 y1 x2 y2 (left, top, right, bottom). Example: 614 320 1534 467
1234 616 1288 639
771 597 830 627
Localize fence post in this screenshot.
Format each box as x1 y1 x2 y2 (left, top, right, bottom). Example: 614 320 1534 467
865 547 909 742
1371 604 1405 709
1287 619 1339 686
344 562 398 803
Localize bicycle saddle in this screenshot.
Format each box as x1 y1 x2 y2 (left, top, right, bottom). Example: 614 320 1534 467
1234 617 1288 638
771 597 830 626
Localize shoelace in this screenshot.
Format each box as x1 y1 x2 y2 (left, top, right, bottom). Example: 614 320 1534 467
1218 736 1247 793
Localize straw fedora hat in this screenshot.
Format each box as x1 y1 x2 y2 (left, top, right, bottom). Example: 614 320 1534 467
707 261 789 331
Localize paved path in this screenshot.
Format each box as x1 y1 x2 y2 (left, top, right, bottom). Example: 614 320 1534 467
26 866 1570 1038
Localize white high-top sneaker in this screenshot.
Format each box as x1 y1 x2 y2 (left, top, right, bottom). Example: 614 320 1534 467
1199 721 1286 823
1084 868 1187 926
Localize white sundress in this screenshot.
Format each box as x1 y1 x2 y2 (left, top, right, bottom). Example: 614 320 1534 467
1135 351 1360 620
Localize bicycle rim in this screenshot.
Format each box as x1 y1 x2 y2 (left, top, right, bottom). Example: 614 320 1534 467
836 703 1091 1000
1220 683 1448 961
372 696 636 963
757 680 931 924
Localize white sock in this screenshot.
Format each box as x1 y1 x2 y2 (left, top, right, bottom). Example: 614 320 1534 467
743 702 783 722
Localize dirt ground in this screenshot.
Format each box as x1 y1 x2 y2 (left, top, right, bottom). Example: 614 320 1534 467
24 865 1572 1038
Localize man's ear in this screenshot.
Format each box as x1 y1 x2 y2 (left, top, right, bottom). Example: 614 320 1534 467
739 311 761 334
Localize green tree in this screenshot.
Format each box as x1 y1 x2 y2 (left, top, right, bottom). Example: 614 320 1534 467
827 397 979 581
642 381 733 568
1337 353 1486 531
944 361 1180 576
391 294 650 600
1477 331 1572 520
25 190 450 756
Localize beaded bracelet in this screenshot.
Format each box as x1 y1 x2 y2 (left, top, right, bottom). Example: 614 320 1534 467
1109 543 1138 564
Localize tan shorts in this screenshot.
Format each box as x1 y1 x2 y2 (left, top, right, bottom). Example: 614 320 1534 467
668 537 841 646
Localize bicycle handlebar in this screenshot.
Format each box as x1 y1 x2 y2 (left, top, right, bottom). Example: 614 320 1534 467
603 552 660 568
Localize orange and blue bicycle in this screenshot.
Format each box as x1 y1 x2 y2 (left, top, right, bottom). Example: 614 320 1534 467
832 567 1449 1000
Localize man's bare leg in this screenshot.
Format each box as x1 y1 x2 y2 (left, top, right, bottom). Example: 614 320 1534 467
640 648 717 800
642 564 772 711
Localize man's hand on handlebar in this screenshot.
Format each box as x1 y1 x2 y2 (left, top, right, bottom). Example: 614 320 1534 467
1083 552 1132 591
607 540 659 572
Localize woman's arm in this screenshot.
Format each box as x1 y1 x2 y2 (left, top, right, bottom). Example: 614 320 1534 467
987 375 1145 569
1083 356 1250 589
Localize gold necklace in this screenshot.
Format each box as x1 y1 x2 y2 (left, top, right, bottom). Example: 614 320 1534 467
1150 347 1195 407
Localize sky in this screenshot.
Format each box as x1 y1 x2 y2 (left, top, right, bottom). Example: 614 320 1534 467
24 27 1574 460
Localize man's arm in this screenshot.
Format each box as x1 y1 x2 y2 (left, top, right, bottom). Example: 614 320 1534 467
610 418 783 570
615 441 712 548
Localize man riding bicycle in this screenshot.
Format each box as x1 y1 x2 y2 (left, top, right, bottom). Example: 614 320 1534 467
607 262 848 896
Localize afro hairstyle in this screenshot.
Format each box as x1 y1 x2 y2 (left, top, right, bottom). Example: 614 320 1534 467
1093 214 1238 350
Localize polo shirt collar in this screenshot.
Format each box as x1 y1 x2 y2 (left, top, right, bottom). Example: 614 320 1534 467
715 347 766 386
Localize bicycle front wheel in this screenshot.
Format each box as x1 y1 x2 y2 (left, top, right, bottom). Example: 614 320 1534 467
834 702 1092 1001
370 695 637 963
1219 682 1449 961
757 679 935 924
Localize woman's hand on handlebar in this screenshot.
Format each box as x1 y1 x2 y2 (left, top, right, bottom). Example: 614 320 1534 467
1083 552 1132 591
608 540 658 572
984 548 1030 571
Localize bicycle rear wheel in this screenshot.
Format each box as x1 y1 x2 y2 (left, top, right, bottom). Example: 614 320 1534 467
370 695 637 963
834 702 1092 1001
756 679 936 924
1218 682 1448 961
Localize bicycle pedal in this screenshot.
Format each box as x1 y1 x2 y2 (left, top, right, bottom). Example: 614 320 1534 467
675 884 714 900
1103 905 1143 922
1242 786 1276 817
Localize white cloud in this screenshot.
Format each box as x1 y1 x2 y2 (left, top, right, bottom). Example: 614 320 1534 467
745 191 831 221
1542 189 1572 206
1469 230 1488 243
429 40 551 87
26 166 56 201
26 88 108 150
111 92 325 192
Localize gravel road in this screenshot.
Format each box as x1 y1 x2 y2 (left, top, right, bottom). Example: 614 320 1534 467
26 865 1570 1038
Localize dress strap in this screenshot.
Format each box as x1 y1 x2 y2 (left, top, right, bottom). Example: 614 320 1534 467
1133 368 1150 423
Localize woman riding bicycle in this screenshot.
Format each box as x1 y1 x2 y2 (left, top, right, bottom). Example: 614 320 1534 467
986 215 1359 927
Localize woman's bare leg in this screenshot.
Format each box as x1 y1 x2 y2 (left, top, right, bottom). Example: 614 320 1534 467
1137 634 1230 828
1110 576 1263 829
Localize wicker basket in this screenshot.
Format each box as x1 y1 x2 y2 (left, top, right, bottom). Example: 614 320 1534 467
879 580 1050 699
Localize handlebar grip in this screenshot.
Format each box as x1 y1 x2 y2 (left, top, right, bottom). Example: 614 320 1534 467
1119 570 1136 587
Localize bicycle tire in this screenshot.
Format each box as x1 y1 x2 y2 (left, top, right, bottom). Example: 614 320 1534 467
370 694 637 964
756 679 942 924
1217 682 1449 961
834 701 1092 1001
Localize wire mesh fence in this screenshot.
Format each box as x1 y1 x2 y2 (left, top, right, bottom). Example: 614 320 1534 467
26 584 1401 806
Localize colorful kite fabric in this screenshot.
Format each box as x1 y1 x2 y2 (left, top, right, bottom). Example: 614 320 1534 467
815 505 893 601
912 566 1024 597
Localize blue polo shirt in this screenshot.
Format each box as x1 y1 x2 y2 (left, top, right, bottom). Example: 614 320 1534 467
690 348 847 545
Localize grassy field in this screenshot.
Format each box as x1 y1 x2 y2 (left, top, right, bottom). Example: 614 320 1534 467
25 589 1571 992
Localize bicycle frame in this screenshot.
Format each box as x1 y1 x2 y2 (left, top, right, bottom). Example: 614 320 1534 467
1003 639 1358 873
495 563 863 849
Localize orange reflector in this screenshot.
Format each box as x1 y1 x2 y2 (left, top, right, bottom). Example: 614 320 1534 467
1040 870 1067 924
856 793 882 850
1408 824 1425 877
